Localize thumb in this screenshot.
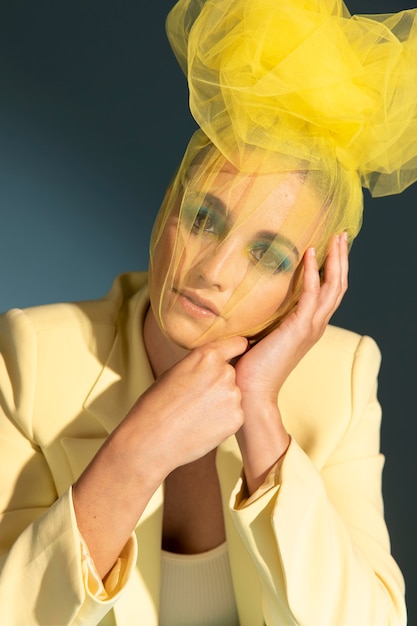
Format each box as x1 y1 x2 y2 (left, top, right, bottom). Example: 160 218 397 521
211 335 248 362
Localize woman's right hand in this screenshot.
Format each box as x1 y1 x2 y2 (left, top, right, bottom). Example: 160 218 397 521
119 334 248 482
72 334 247 578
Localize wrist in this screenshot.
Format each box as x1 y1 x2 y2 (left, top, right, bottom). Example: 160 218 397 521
108 416 169 492
236 402 290 495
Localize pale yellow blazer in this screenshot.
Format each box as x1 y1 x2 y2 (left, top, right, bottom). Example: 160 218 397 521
0 273 406 625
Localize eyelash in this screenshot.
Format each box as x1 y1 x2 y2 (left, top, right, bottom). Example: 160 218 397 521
189 206 221 235
182 205 294 275
250 244 294 274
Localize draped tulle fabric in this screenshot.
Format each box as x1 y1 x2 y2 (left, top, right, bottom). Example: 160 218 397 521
147 0 417 341
167 0 417 197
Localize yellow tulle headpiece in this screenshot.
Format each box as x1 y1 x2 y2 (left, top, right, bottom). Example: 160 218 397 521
167 0 417 197
148 0 417 344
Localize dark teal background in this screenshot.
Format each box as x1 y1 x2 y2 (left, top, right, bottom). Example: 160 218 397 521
0 1 416 622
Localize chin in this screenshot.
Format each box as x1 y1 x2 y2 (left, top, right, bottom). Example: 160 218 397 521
163 323 249 351
165 326 218 350
157 302 278 348
160 315 227 350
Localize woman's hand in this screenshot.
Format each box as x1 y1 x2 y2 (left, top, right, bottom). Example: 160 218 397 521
234 233 349 493
73 335 248 578
121 335 248 480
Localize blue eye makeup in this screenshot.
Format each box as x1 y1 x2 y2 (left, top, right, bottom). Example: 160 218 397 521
250 242 295 274
192 206 219 234
180 189 298 276
181 194 226 237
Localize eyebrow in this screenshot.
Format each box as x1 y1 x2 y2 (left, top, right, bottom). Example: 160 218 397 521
201 191 300 260
200 191 228 215
256 231 300 261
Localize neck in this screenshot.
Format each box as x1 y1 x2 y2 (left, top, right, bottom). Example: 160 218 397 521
143 306 190 378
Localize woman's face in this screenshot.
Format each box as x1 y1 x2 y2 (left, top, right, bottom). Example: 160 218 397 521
149 163 323 349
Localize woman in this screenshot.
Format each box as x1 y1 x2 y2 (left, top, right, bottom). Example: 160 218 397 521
0 0 416 624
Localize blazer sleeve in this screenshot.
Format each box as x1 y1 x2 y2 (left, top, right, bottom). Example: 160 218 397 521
229 334 407 626
0 308 136 626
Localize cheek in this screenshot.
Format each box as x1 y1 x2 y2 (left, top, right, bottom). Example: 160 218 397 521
255 282 291 316
151 225 180 279
168 232 210 283
231 276 293 330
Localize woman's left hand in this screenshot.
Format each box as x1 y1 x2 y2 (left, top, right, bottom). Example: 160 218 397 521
234 233 349 494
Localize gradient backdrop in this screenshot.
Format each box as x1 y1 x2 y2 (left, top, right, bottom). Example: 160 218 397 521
0 1 416 622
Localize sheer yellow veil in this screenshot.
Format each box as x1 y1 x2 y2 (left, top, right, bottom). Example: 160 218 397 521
148 0 417 341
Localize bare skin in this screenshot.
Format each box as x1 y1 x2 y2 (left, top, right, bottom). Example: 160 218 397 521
72 234 348 578
162 449 226 553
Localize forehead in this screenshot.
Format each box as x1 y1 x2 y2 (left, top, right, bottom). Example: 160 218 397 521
185 161 323 228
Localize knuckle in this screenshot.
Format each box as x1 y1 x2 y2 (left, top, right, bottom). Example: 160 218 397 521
224 363 237 382
311 281 321 296
197 343 215 359
194 344 221 368
328 279 343 302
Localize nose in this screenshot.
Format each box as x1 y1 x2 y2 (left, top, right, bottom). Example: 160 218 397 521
191 238 244 291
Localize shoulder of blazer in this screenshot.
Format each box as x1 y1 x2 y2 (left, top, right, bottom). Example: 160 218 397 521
279 324 381 465
317 324 380 358
3 271 148 331
285 324 381 387
0 272 148 440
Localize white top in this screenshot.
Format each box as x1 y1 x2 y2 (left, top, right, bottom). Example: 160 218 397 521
159 542 240 626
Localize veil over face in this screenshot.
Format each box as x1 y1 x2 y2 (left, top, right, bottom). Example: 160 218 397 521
148 0 417 347
148 134 356 347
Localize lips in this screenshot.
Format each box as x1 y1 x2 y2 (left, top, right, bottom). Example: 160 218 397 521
173 288 221 317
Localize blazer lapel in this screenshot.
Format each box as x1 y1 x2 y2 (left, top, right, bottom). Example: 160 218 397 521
217 438 264 626
82 286 155 435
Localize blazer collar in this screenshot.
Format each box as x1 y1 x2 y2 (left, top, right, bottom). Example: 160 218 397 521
83 281 155 435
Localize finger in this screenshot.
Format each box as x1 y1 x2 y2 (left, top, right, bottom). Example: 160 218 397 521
319 235 343 294
331 232 349 300
292 247 321 317
212 335 249 362
316 234 347 319
303 246 320 290
339 231 349 296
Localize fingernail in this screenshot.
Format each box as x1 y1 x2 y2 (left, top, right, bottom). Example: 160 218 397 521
310 246 316 256
343 231 349 242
